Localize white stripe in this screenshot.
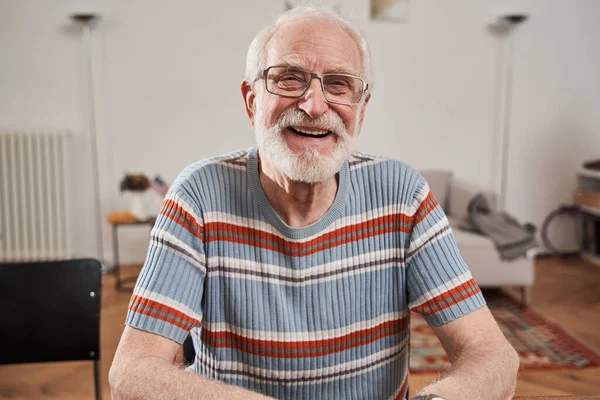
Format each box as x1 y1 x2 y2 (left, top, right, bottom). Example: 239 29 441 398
210 259 401 287
335 202 420 228
413 181 431 205
204 149 248 163
212 160 246 171
208 248 402 278
207 248 404 287
151 229 206 272
351 152 384 160
198 336 408 385
219 149 248 160
407 217 451 256
202 310 407 341
409 271 473 309
133 288 203 322
349 157 386 171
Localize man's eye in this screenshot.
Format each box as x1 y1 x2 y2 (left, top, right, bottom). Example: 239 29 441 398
330 80 349 87
279 75 304 82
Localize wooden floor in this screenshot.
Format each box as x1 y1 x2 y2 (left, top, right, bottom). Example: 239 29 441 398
0 257 598 399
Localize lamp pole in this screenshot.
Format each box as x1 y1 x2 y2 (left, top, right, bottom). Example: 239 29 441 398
498 14 528 211
70 13 104 264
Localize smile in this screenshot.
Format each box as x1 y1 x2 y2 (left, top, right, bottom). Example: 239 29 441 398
289 127 332 138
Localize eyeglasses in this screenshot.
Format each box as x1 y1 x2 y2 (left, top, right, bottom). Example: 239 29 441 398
255 66 369 105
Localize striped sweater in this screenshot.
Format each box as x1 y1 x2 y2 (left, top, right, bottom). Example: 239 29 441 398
126 147 485 399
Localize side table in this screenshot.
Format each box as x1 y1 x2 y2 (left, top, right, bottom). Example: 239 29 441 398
108 217 156 291
575 168 600 267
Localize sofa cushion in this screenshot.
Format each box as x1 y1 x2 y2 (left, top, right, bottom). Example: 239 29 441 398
448 180 497 222
447 217 534 287
419 170 452 211
449 218 495 249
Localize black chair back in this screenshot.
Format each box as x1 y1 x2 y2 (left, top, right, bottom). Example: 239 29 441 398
0 258 102 399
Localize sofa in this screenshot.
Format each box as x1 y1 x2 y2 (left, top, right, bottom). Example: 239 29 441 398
419 170 535 298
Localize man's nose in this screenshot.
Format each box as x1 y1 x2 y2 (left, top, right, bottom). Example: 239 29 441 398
298 78 329 119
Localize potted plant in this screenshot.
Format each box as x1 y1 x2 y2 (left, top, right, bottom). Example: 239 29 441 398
119 173 150 220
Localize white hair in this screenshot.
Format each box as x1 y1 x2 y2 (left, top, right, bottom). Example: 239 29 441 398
244 6 373 87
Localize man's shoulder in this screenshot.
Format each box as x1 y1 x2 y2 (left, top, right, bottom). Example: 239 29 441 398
348 152 428 201
170 148 249 197
183 148 249 174
349 151 421 180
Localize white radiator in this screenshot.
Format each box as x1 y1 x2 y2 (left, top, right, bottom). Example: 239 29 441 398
0 132 71 261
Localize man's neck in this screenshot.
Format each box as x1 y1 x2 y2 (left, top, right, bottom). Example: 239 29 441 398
258 154 338 228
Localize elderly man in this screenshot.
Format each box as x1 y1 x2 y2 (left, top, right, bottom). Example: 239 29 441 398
109 7 519 400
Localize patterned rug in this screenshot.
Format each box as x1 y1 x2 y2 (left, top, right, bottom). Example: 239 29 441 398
409 290 600 374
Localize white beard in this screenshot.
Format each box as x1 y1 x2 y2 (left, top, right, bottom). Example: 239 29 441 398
254 107 357 183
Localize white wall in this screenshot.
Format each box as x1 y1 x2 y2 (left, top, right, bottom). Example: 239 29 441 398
357 2 500 188
0 1 98 258
501 0 600 249
1 0 598 263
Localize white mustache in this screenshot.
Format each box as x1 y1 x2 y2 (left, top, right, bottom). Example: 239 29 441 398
273 109 346 135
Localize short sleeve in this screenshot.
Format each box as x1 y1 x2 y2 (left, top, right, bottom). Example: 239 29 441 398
125 188 206 344
406 174 485 326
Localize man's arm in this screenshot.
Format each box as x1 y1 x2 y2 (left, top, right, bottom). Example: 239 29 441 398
415 306 519 400
109 326 272 400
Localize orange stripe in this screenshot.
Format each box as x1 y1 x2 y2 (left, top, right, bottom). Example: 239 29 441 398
412 279 478 314
157 191 440 253
205 222 412 257
203 197 441 255
422 285 482 316
414 192 438 225
205 212 413 249
207 225 411 257
201 323 407 358
162 199 200 227
202 317 407 351
129 303 190 331
414 278 477 311
412 279 481 315
159 199 204 239
162 199 204 234
129 295 200 329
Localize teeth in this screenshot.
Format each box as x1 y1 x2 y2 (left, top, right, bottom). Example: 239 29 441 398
293 127 329 135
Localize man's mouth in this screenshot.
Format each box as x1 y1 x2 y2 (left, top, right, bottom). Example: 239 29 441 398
288 126 332 139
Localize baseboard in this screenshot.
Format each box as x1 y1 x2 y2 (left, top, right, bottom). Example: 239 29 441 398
103 263 115 274
102 261 144 274
534 250 554 259
533 250 582 259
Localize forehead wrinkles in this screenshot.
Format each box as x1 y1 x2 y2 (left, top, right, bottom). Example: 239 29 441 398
277 53 310 68
266 20 361 74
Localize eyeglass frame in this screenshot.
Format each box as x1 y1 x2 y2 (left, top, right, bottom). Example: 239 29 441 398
254 66 370 106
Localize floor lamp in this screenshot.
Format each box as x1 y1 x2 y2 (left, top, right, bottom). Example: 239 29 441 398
498 14 528 211
70 13 104 264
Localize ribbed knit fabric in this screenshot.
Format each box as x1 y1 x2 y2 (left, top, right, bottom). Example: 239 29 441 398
126 147 486 400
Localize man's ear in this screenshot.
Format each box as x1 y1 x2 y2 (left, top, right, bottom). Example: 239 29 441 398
241 80 256 125
357 92 371 130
